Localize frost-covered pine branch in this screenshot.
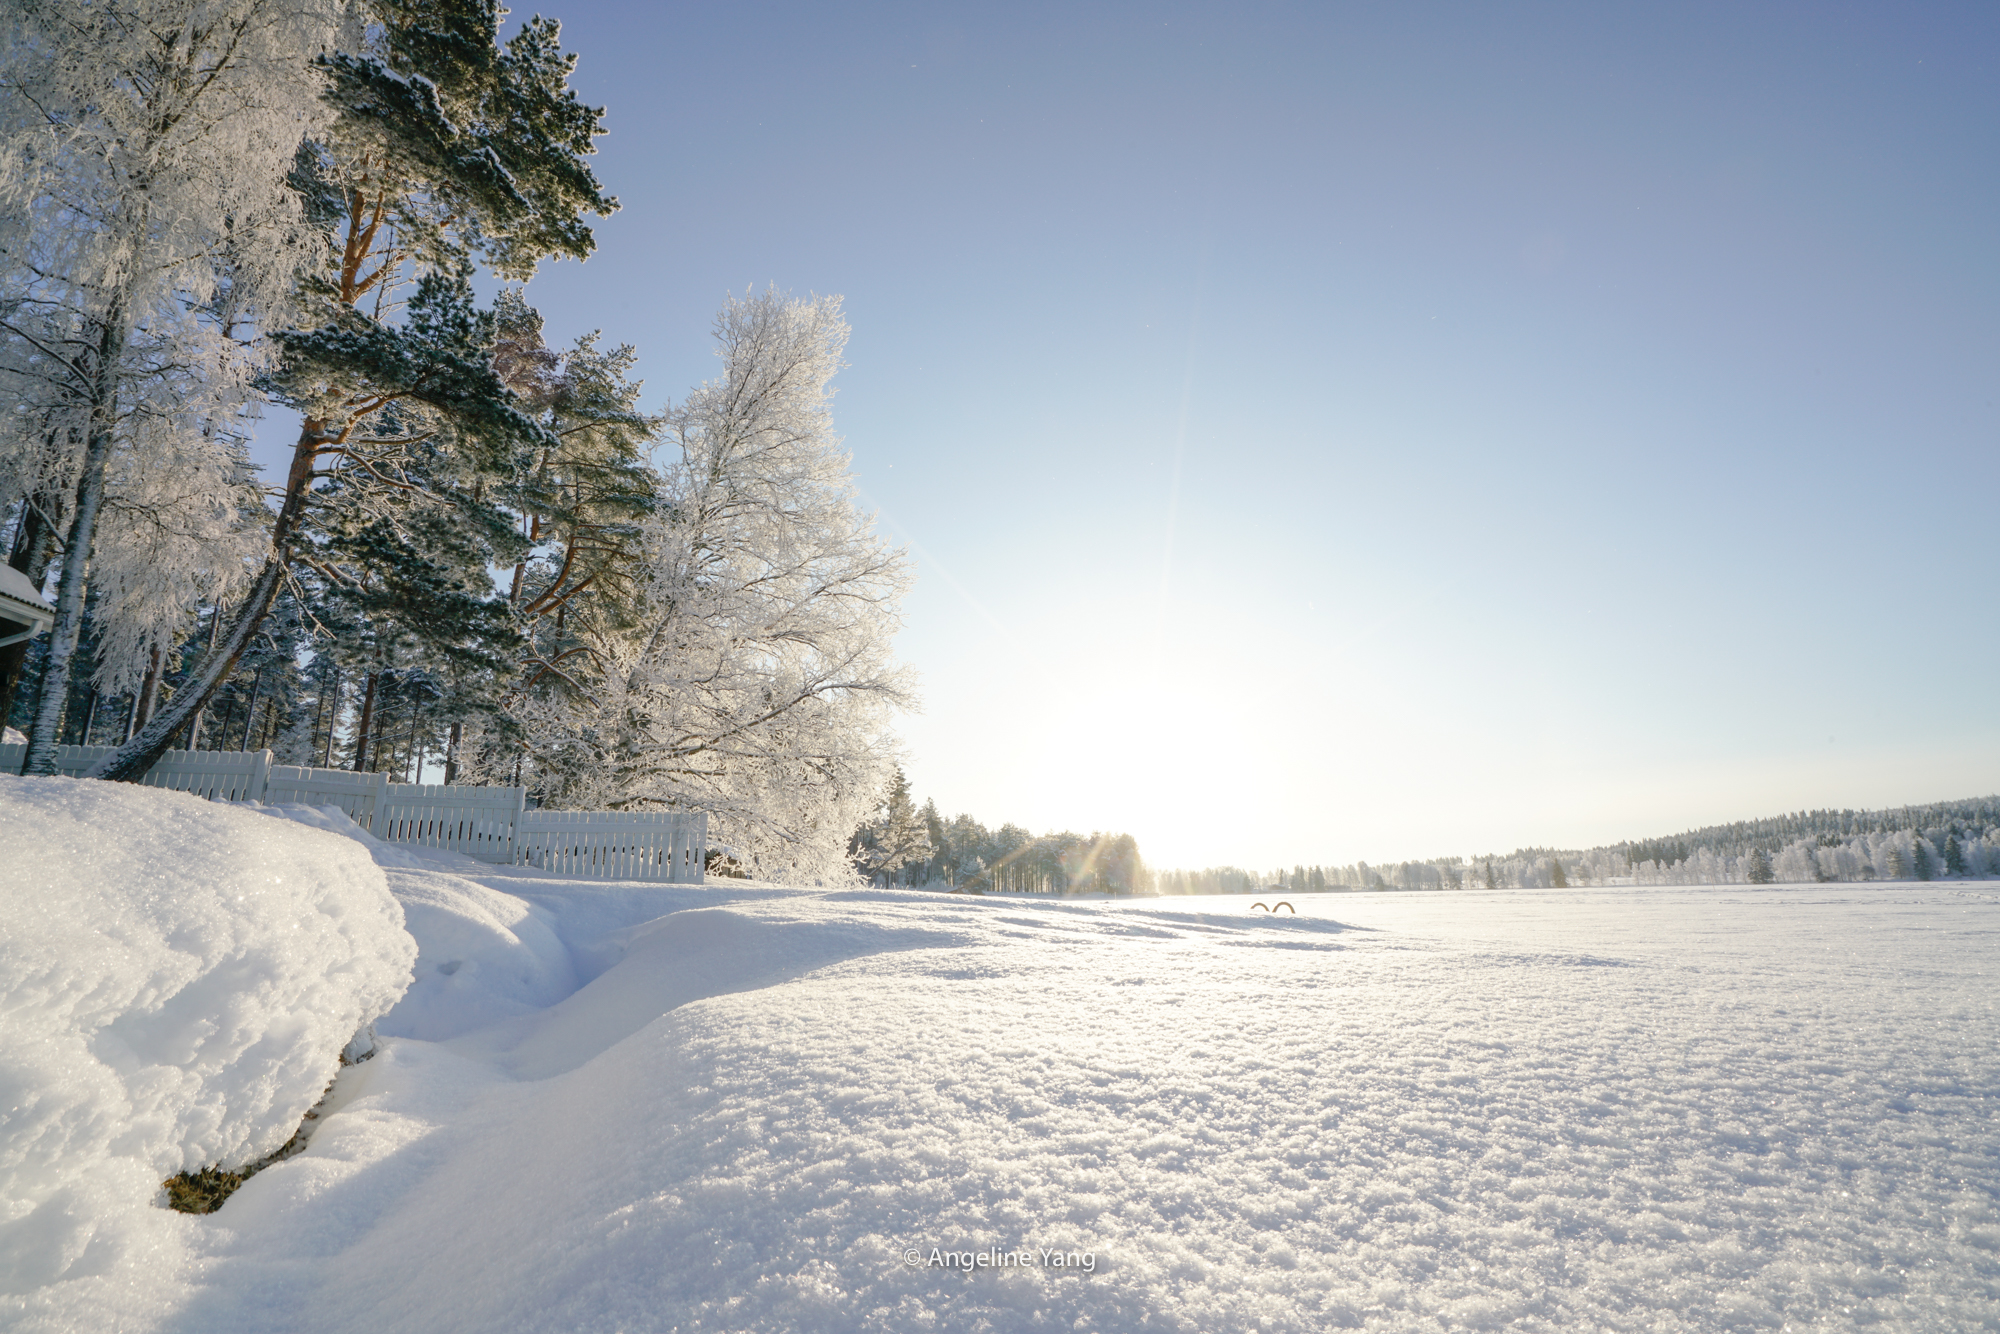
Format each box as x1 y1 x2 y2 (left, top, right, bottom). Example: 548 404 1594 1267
92 0 616 783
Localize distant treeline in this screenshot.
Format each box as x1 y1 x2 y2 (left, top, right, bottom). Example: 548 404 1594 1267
847 769 1150 894
1159 796 2000 893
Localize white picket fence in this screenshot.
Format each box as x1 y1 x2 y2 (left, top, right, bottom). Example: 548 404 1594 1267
513 810 708 883
1 744 705 882
376 783 527 864
266 765 391 826
0 743 277 803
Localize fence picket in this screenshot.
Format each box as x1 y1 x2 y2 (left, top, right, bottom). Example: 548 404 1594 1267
144 749 271 803
0 742 111 778
376 783 525 863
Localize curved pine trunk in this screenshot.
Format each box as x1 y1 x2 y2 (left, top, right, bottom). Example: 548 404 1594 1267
90 416 327 783
87 555 288 781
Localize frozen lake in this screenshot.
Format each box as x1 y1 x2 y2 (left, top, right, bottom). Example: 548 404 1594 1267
94 877 2000 1332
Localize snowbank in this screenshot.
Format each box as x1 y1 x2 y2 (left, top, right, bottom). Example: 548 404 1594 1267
253 804 581 1041
0 776 414 1305
255 801 486 873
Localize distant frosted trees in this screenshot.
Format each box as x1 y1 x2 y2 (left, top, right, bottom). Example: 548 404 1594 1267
1149 799 2000 894
834 777 1153 894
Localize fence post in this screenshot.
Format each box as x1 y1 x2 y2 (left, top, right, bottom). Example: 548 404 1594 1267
507 786 526 864
250 750 271 804
356 770 388 832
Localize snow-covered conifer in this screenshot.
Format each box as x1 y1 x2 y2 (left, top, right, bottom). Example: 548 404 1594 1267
94 0 616 782
852 766 932 884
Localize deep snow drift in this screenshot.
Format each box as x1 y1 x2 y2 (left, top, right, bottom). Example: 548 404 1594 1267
0 778 413 1311
3 783 1996 1332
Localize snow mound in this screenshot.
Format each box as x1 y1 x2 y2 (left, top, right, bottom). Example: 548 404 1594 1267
250 807 582 1041
453 903 961 1079
255 802 486 872
374 870 577 1042
0 776 414 1299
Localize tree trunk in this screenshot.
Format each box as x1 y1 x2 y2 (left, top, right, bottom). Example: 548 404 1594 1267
351 670 378 771
185 602 223 750
92 414 328 782
321 665 341 767
90 556 286 780
23 314 126 775
237 663 267 751
130 644 163 734
405 692 420 782
444 719 463 784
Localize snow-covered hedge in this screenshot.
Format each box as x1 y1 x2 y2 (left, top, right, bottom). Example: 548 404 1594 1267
0 776 415 1292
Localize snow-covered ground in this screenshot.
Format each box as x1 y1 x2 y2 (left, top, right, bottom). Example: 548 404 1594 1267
4 784 1996 1332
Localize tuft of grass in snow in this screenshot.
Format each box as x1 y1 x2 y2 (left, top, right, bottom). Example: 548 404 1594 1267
163 1113 314 1215
162 1165 250 1215
162 1047 369 1215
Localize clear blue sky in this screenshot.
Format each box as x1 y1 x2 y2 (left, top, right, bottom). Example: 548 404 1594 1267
319 2 2000 869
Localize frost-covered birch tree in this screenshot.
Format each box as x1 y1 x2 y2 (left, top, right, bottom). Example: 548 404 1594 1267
0 0 336 773
92 0 615 783
492 291 913 881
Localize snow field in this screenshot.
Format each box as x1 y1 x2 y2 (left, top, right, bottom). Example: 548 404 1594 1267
0 776 414 1319
136 880 2000 1331
2 782 1993 1333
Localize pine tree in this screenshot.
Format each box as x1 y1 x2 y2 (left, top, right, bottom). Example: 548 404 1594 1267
1746 848 1775 884
95 0 615 782
853 767 932 886
1945 832 1967 877
473 289 656 781
1551 857 1569 888
918 798 947 885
